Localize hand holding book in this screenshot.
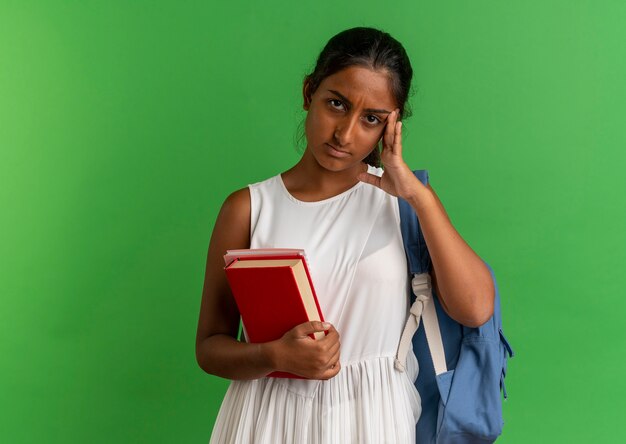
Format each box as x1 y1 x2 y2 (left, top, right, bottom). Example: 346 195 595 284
265 320 341 380
223 248 341 379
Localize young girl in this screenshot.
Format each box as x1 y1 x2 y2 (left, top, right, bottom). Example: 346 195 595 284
196 27 495 443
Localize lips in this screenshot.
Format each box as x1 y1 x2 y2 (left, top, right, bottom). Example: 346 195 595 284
325 143 350 158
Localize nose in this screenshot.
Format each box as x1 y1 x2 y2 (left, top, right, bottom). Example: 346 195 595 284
333 115 358 147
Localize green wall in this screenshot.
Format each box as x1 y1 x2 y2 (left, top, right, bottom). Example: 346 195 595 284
2 1 625 442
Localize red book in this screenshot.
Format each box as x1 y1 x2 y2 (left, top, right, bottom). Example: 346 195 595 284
223 249 325 379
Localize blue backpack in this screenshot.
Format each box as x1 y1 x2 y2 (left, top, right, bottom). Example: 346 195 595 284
395 170 514 444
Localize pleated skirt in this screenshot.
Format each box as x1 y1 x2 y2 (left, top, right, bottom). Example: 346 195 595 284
210 354 421 444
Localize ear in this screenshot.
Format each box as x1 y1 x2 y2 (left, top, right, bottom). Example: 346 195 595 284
302 78 312 111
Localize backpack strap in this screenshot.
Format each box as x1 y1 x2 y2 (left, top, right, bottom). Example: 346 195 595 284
394 273 430 371
419 280 448 375
398 171 431 274
395 170 448 375
395 274 448 376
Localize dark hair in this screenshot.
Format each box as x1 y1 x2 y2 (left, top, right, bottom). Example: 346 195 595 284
303 27 413 167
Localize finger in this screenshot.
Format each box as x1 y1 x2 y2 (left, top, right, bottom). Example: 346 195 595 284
383 110 397 149
319 326 340 347
295 321 332 337
319 360 341 379
357 172 382 189
322 324 339 337
382 109 396 148
321 336 340 362
392 120 402 155
324 336 341 356
327 343 340 365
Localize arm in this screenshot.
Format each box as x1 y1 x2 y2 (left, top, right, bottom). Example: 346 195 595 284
358 110 494 327
405 183 495 327
195 188 341 380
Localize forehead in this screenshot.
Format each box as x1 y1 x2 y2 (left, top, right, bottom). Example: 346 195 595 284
318 66 397 109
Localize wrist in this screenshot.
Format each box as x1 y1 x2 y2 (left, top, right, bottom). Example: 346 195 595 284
405 185 437 213
258 341 280 373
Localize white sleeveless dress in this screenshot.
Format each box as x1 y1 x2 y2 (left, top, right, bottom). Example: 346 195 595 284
210 166 421 443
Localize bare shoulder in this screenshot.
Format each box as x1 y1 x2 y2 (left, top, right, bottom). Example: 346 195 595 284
213 187 251 248
221 187 251 216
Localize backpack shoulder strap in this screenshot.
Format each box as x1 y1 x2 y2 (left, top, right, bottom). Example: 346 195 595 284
396 170 447 376
398 170 431 275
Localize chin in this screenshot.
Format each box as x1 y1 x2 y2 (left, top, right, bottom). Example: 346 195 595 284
318 157 363 174
306 144 366 173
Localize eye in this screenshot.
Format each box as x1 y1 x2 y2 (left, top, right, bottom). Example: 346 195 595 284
364 114 382 125
328 99 345 111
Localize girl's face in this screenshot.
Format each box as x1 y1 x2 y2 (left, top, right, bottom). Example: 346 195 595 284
303 66 398 173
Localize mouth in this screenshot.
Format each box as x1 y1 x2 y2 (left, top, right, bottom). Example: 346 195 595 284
325 143 350 158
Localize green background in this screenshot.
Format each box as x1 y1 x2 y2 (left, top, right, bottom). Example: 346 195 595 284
2 0 625 442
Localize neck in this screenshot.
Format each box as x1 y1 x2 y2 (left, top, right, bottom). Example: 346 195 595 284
281 149 369 201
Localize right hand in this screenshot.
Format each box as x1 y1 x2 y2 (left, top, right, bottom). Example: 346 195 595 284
270 321 341 380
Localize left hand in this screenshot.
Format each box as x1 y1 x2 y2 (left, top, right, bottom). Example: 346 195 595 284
357 109 425 200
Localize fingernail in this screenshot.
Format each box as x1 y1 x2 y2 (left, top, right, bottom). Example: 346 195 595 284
322 322 331 329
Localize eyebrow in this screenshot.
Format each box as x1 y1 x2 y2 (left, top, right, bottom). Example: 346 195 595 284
328 89 392 114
